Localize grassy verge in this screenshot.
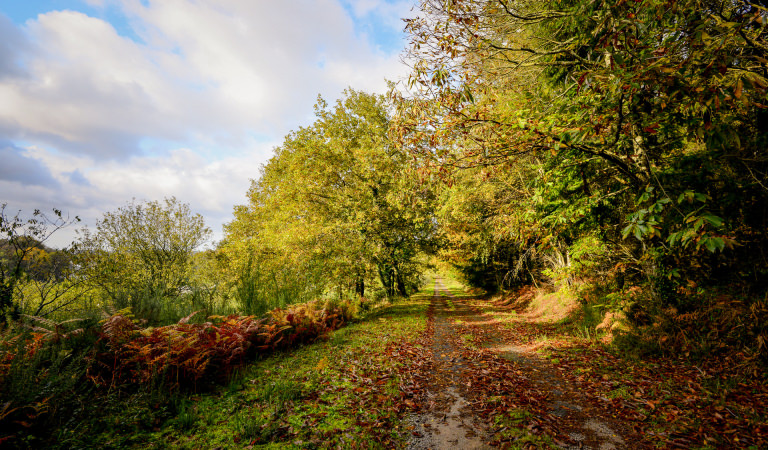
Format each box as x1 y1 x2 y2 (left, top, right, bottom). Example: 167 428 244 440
39 294 430 449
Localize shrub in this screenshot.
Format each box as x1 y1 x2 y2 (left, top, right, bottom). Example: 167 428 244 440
0 297 360 445
92 298 359 390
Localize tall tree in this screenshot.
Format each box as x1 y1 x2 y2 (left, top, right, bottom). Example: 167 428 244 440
0 204 82 321
225 90 438 299
395 0 768 290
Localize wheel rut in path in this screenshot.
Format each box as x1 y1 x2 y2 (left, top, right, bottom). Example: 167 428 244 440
407 279 491 449
407 279 639 449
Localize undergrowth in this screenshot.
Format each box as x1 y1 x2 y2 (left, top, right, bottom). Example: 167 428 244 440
1 292 430 448
0 296 364 446
612 287 768 376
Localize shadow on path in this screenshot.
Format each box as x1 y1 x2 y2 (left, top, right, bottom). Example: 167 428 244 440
407 278 639 449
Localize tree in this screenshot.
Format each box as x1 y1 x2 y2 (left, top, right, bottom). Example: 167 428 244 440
395 0 768 292
437 166 537 291
79 197 211 301
0 204 83 321
225 90 439 300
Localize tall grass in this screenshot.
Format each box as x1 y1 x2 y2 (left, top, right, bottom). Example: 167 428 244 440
109 282 233 325
15 258 329 327
234 258 323 316
0 317 99 441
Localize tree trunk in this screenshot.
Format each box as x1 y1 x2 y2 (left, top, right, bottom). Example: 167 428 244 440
355 276 365 298
378 264 395 298
395 269 408 297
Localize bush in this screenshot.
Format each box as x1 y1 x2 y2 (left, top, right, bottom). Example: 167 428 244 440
92 298 358 390
0 297 361 445
0 317 100 444
613 287 768 373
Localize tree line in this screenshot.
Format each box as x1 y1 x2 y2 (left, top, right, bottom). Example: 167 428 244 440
2 0 766 362
390 0 768 360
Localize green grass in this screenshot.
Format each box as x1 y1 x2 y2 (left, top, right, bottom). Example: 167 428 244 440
459 332 478 349
38 293 430 449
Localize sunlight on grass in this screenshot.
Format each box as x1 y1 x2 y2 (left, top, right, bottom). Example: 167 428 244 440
48 297 429 448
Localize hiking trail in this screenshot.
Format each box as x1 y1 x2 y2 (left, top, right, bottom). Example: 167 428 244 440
406 278 638 449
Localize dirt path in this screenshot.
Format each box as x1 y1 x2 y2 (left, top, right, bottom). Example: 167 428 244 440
407 278 491 449
407 278 639 449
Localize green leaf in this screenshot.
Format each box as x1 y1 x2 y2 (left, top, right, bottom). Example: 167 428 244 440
621 224 633 240
702 214 723 228
703 237 722 253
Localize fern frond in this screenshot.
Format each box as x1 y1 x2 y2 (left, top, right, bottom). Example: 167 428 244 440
21 315 56 328
178 310 200 325
58 318 84 326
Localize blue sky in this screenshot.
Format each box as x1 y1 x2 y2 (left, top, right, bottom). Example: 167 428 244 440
3 1 147 44
0 0 415 246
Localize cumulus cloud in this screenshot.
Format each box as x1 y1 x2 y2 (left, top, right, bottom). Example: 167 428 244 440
0 1 409 160
13 138 277 246
0 142 60 188
0 0 413 245
0 14 30 80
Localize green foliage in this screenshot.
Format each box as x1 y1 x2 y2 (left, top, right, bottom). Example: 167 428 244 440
0 316 100 442
77 197 212 322
396 0 768 328
1 293 428 448
224 89 439 302
165 398 197 431
5 0 768 443
232 254 323 317
0 205 84 321
0 296 362 445
437 167 533 292
107 281 229 326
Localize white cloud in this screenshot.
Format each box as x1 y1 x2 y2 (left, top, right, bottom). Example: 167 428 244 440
0 1 411 155
13 139 276 247
0 0 414 246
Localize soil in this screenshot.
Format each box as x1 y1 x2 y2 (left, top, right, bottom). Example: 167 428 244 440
406 279 491 449
406 278 639 449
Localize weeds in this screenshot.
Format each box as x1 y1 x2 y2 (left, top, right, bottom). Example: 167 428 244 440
0 290 429 447
0 296 363 446
167 398 197 431
492 408 557 448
